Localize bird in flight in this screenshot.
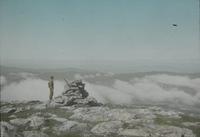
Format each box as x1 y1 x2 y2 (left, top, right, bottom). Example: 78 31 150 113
172 24 178 27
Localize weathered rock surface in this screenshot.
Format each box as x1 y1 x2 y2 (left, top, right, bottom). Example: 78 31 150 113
0 107 16 114
9 115 44 129
28 116 44 128
182 122 200 127
70 107 155 123
152 125 196 137
91 121 123 135
119 128 149 137
1 102 198 137
70 107 111 122
0 81 199 137
53 120 88 134
23 131 48 137
51 80 101 107
49 114 68 122
10 118 29 126
0 121 18 137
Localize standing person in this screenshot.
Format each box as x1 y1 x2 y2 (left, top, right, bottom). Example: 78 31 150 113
48 76 54 101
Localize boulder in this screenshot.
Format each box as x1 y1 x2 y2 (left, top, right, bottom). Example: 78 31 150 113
182 122 200 127
53 120 88 135
49 114 68 122
23 131 48 137
153 125 196 137
107 109 136 121
91 121 123 135
73 97 101 106
10 118 29 126
51 79 100 107
0 107 16 114
28 116 44 128
119 129 149 137
54 96 64 104
0 121 17 137
10 115 44 129
70 107 111 122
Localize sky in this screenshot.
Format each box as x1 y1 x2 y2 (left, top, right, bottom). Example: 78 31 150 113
0 0 199 71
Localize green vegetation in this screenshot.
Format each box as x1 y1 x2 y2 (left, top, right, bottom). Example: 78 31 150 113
13 107 73 119
44 131 81 137
181 114 200 123
44 107 73 119
0 113 13 122
44 119 62 127
43 119 82 137
154 114 200 137
1 102 73 120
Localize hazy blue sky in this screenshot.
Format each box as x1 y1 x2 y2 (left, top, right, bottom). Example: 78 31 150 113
0 0 199 71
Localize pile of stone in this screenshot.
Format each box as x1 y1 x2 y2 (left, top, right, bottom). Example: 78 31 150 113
53 79 101 107
63 79 88 98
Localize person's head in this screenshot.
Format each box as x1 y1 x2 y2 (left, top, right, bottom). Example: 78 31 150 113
50 76 54 80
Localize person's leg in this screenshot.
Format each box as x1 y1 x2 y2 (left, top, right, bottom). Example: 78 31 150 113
49 88 53 100
51 89 54 99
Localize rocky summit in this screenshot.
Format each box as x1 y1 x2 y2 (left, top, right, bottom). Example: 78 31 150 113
1 80 200 137
51 80 101 107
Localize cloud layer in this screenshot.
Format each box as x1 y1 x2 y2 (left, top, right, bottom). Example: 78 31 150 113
1 73 200 107
86 74 200 105
0 75 7 86
1 77 65 101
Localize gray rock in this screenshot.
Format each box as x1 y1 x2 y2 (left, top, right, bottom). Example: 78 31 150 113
23 131 48 137
70 107 154 123
119 129 149 137
10 118 29 126
70 107 111 122
9 115 17 119
0 107 16 114
182 122 200 127
54 96 64 104
47 100 64 108
73 97 100 106
119 125 196 137
124 118 154 128
32 103 46 110
107 109 136 121
60 106 76 111
51 80 100 107
153 125 196 137
64 96 82 106
15 107 24 113
134 108 156 119
91 121 123 135
28 116 44 128
0 121 17 137
49 114 68 122
53 120 88 135
10 115 44 129
155 110 182 118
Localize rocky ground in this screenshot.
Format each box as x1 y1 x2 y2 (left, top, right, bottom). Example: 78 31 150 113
1 80 200 137
1 101 200 137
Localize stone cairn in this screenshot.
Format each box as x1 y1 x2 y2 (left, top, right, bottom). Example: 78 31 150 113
53 79 101 107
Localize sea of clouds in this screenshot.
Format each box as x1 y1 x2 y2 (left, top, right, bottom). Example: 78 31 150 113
86 76 200 105
1 72 200 107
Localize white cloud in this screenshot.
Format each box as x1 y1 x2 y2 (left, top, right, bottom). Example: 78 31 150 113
86 82 133 104
1 73 200 107
74 74 83 79
9 72 37 79
0 75 7 86
142 74 200 91
1 78 65 101
85 74 200 106
74 73 98 80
